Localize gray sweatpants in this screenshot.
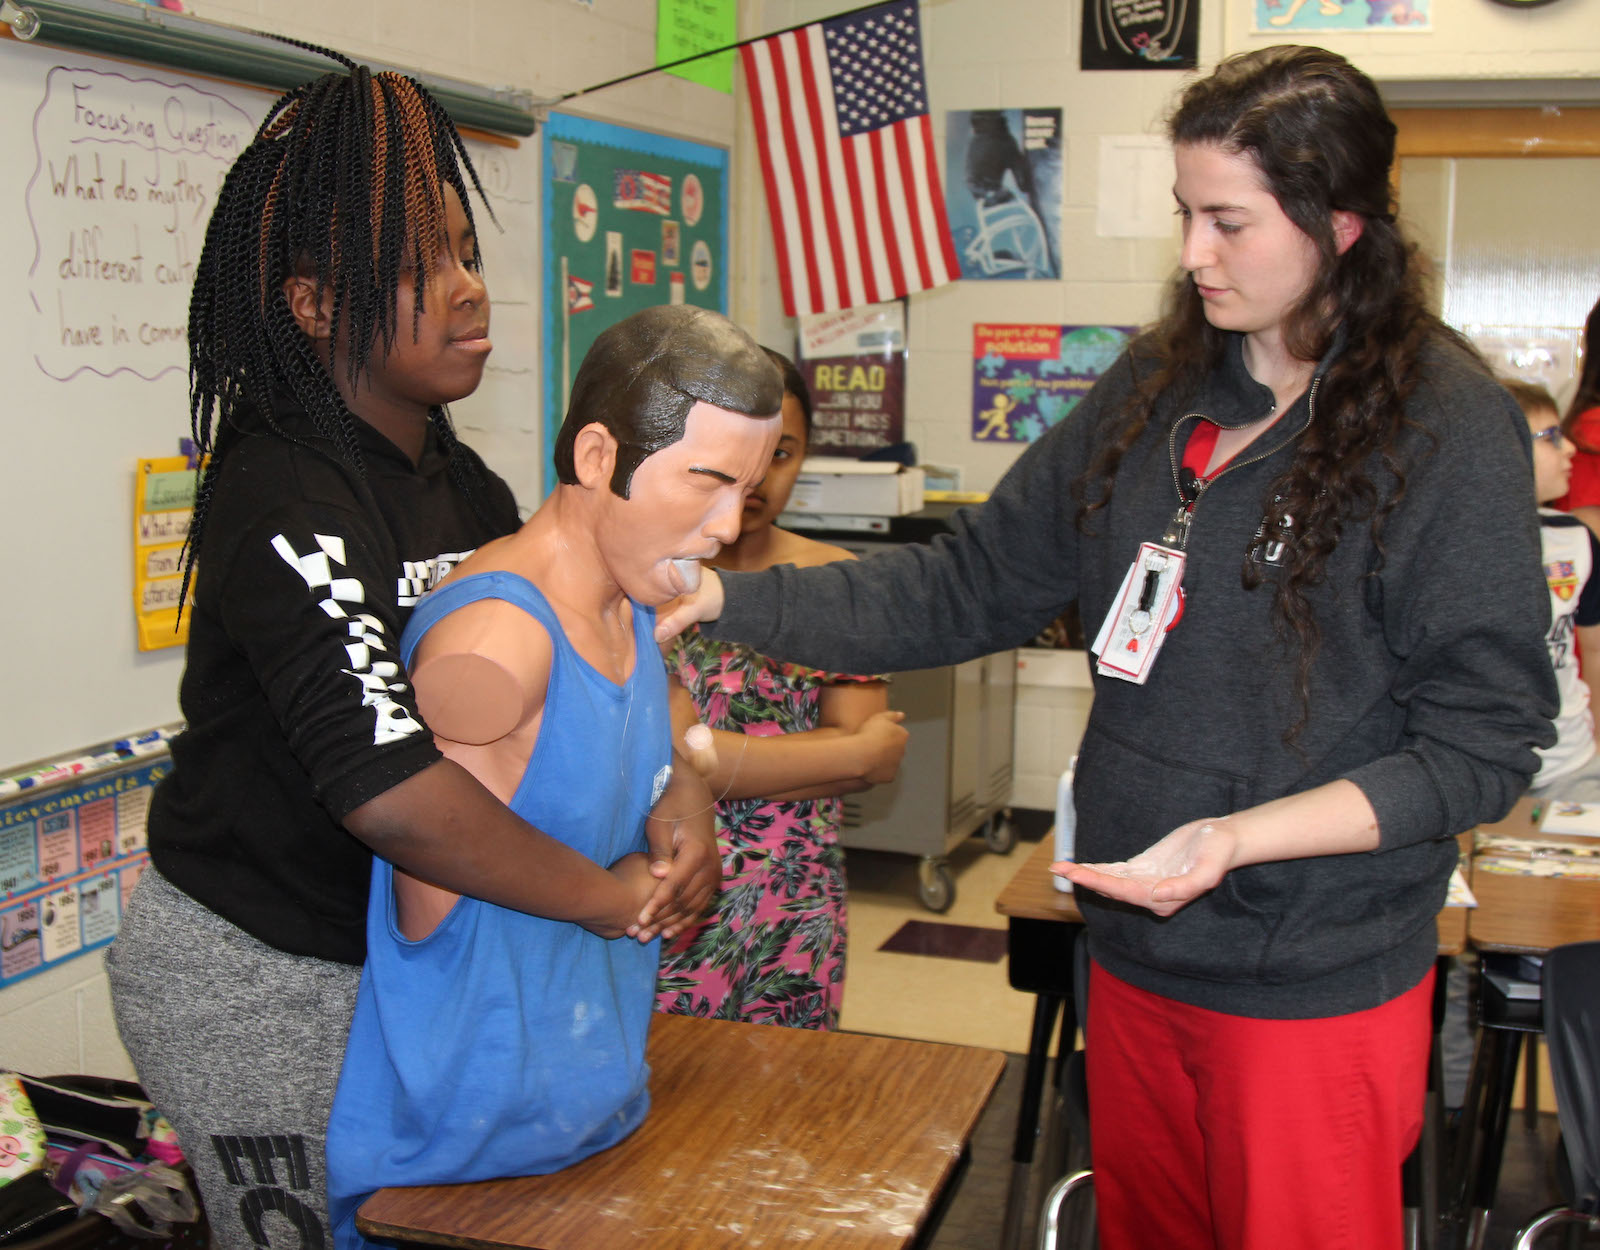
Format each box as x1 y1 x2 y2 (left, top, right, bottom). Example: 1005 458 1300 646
106 867 360 1250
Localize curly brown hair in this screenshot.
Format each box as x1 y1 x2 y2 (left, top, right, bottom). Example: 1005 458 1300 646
1077 45 1454 739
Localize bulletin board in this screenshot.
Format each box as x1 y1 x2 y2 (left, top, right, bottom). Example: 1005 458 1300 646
541 112 728 489
0 742 173 990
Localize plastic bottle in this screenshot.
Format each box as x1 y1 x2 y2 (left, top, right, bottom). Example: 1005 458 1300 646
1053 755 1078 893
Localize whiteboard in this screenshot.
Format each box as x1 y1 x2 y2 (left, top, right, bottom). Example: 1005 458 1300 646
0 38 543 769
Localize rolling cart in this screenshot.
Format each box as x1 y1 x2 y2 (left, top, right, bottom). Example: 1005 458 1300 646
838 649 1016 911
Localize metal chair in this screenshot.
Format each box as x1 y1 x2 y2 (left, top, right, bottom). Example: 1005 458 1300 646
1509 940 1600 1249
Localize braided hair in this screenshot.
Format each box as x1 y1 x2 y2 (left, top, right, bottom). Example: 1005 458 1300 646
1076 45 1460 741
180 44 497 617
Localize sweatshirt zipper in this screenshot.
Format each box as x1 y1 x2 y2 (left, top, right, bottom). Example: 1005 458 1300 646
1161 375 1322 552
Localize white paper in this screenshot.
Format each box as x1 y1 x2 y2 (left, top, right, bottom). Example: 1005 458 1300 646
1097 135 1176 240
799 456 902 476
1539 800 1600 837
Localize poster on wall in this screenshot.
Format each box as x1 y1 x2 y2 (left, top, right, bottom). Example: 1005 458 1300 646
1252 0 1429 31
0 750 171 990
972 324 1136 443
1081 0 1199 70
945 110 1062 282
796 302 907 455
655 0 736 93
542 113 728 491
134 453 195 652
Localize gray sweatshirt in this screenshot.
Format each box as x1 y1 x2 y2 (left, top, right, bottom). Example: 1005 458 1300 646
708 331 1556 1019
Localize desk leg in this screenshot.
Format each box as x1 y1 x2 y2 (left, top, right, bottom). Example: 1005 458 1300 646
1462 1028 1523 1250
1522 1035 1539 1132
1403 956 1451 1250
1038 991 1081 1198
1000 992 1064 1250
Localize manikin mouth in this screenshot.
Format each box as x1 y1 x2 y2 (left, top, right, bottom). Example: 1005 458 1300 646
668 558 703 595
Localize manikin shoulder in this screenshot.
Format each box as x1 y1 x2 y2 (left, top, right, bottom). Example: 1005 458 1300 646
410 596 553 746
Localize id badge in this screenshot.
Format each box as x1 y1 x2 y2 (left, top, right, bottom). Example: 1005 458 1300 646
1091 542 1186 684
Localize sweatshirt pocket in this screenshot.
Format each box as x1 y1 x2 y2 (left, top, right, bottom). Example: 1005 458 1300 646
1073 722 1276 984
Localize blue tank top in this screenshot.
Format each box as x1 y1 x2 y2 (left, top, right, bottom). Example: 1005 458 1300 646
326 572 669 1250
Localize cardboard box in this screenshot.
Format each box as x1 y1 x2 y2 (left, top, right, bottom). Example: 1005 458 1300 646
785 457 925 516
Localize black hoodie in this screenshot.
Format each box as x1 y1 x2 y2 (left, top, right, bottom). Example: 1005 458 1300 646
147 401 519 965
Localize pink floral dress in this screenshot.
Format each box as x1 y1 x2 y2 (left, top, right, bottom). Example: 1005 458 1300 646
655 626 881 1030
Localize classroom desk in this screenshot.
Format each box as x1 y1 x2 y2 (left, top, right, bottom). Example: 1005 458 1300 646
1468 795 1600 953
1450 795 1600 1249
993 832 1473 1250
357 1013 1006 1250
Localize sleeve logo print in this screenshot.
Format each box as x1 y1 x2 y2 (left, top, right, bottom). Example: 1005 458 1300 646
271 532 424 747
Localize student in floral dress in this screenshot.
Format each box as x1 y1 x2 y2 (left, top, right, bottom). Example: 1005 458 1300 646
657 350 909 1029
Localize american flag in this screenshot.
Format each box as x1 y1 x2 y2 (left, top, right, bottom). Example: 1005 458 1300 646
567 274 594 314
614 170 673 215
741 1 958 317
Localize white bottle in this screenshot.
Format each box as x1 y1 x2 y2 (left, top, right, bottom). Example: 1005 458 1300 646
1053 755 1078 893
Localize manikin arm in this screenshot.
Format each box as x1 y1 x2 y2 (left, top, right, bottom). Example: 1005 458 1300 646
360 598 656 942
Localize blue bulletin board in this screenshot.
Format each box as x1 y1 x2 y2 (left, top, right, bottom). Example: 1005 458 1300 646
541 113 729 493
0 735 174 990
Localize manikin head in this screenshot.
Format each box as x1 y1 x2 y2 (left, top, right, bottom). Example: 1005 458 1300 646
554 307 784 604
553 306 785 497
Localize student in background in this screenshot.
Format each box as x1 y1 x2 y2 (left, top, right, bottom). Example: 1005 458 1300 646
106 59 716 1250
1557 295 1600 537
657 45 1554 1249
656 349 908 1029
1439 376 1600 1113
1510 377 1600 797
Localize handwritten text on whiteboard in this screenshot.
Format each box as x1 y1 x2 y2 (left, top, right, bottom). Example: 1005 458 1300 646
26 66 260 382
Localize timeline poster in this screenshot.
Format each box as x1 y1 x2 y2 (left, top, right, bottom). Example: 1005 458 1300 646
0 758 166 990
543 112 728 494
972 324 1135 444
134 454 195 651
796 302 907 455
1081 0 1199 70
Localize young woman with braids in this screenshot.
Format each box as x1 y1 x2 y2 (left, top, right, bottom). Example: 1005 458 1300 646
657 46 1555 1248
106 59 717 1249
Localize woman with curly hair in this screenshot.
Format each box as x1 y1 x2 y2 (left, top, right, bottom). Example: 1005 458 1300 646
657 45 1555 1249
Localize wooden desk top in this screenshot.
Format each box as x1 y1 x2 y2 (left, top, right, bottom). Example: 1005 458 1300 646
1469 867 1600 953
994 833 1471 956
1470 795 1600 953
358 1014 1006 1250
993 835 1084 924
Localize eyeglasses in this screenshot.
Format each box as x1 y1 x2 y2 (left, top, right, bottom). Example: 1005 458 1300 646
1531 426 1565 447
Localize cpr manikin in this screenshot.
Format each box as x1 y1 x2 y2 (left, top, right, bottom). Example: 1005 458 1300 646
324 306 783 1250
402 306 784 936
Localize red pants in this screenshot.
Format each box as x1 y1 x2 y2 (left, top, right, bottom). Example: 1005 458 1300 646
1086 962 1433 1250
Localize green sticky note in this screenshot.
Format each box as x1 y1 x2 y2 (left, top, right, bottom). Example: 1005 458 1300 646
656 0 736 94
